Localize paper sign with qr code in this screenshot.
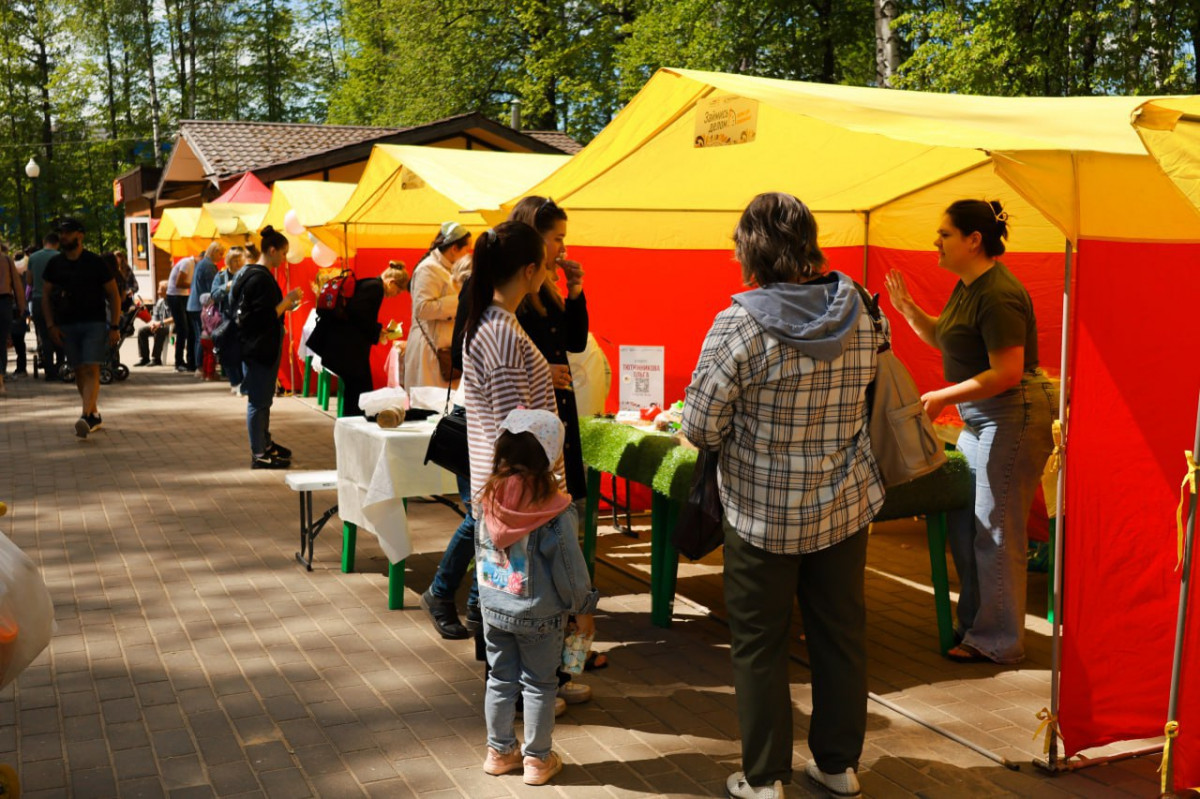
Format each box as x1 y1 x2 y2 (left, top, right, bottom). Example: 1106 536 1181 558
619 346 665 411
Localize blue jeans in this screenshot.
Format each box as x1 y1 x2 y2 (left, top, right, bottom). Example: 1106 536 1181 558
429 472 479 609
483 616 562 759
243 352 280 457
189 311 203 372
218 333 244 387
948 374 1058 663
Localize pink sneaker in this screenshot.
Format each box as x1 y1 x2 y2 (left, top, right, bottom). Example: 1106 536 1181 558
523 751 563 785
483 746 522 776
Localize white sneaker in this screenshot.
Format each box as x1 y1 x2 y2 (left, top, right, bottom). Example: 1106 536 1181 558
725 772 785 798
558 680 591 704
804 761 861 799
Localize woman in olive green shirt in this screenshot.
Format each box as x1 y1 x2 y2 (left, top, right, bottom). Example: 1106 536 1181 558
885 200 1057 665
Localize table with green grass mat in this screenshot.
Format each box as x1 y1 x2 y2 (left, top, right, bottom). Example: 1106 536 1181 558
579 416 975 651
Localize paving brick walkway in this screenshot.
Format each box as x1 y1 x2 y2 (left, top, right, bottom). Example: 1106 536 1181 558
0 346 1165 797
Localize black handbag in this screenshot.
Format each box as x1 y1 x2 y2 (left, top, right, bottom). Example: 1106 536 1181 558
211 317 237 353
424 386 470 478
672 448 725 561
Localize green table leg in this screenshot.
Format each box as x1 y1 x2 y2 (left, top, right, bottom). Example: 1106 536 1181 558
342 522 357 573
925 512 955 654
650 492 679 628
302 356 313 397
318 370 329 409
336 380 346 418
389 560 405 609
583 468 601 579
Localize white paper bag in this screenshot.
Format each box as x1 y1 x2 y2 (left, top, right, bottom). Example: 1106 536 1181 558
0 530 55 690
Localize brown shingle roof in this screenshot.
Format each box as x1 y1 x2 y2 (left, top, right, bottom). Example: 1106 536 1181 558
180 120 407 179
521 130 583 154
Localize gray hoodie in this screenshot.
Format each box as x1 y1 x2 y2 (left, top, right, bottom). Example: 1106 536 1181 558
731 271 866 362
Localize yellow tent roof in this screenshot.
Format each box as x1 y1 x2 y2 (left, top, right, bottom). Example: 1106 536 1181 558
512 68 1200 251
312 145 569 255
151 208 204 258
192 202 269 248
261 180 356 257
1131 98 1200 213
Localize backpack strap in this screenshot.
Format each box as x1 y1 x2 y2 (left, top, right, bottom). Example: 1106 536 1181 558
853 282 890 354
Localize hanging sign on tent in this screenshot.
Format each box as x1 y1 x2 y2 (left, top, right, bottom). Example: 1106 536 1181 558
619 346 665 410
694 94 758 148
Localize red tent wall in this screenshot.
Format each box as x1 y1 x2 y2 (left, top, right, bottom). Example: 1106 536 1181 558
1058 240 1200 766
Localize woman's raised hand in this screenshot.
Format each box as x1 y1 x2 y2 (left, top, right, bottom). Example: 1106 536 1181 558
884 270 915 315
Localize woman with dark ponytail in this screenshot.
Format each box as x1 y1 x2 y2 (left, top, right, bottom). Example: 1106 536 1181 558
234 225 303 469
420 222 554 641
885 200 1057 665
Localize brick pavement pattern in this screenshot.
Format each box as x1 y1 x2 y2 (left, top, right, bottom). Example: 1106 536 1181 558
0 348 1165 797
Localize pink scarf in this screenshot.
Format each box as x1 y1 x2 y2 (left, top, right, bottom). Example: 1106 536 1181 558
481 475 572 550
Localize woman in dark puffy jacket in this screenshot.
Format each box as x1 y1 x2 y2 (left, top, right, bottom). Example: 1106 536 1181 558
235 226 302 469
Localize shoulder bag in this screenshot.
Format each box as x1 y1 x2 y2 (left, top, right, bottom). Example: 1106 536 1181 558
854 284 947 487
672 448 725 561
423 384 470 478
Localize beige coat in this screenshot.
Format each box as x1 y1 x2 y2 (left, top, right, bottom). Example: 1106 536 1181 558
404 251 459 390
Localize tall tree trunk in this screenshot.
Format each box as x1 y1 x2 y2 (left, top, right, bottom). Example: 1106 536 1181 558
874 0 900 87
98 0 121 176
2 49 29 245
187 0 197 117
813 0 836 83
139 0 164 165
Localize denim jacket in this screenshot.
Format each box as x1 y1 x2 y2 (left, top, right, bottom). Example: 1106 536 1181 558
475 504 599 634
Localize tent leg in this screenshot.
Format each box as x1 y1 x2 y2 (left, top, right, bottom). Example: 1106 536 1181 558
1048 239 1073 770
1163 389 1200 792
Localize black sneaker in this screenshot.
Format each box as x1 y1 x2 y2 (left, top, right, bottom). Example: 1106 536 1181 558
74 417 90 438
175 365 188 373
465 604 482 634
420 588 469 640
85 414 103 432
251 453 290 470
150 359 163 367
135 359 151 367
267 442 292 459
12 369 26 376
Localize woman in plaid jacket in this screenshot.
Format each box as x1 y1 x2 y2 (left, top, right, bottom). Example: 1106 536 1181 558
682 193 886 799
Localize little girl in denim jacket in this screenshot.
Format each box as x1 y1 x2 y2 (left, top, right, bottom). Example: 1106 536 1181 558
475 408 599 786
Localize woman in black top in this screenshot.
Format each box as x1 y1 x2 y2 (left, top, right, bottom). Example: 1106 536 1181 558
235 226 303 469
508 197 589 500
306 263 409 417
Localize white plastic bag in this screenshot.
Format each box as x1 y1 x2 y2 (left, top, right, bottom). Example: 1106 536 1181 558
359 386 409 418
567 333 613 417
0 530 55 690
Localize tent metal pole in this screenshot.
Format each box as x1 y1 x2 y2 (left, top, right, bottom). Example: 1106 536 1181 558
861 211 870 287
1163 389 1200 792
1046 239 1073 769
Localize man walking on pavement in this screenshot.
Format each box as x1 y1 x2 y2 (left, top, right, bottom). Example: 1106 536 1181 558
166 251 195 371
41 218 122 438
187 242 224 375
27 232 62 380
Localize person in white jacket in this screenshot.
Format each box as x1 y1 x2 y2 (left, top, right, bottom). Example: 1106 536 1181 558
404 221 472 390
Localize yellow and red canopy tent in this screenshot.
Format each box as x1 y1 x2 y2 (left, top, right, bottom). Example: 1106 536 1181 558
311 144 569 257
504 67 1200 783
150 207 204 258
191 202 268 250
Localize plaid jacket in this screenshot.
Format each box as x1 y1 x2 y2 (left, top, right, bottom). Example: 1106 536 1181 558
682 298 886 555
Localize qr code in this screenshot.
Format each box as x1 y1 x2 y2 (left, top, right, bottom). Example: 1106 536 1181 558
635 372 650 395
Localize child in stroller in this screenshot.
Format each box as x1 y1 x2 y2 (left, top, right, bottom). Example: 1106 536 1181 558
93 296 143 385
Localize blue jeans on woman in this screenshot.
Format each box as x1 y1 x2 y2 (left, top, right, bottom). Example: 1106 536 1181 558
429 470 479 610
948 373 1058 664
483 616 562 759
243 352 280 457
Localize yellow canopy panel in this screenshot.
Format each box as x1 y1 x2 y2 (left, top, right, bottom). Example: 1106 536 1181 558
312 145 569 255
193 202 269 248
512 68 1200 250
1132 98 1200 218
151 208 204 258
261 181 356 256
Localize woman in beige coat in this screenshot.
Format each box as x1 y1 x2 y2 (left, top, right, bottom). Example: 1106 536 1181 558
405 221 472 390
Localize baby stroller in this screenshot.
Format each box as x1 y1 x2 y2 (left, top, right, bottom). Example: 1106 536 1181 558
96 297 144 385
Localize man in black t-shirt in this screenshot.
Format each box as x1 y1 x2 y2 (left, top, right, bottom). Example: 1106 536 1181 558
42 217 122 439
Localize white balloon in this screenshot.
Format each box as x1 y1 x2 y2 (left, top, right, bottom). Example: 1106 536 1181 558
311 242 337 268
286 248 304 264
283 209 305 236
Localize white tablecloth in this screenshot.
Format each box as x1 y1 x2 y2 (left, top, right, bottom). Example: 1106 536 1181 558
334 416 459 563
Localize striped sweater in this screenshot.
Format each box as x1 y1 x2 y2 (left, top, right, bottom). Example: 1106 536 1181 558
463 305 558 498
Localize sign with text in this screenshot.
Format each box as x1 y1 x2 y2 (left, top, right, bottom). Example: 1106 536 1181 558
694 94 759 148
619 346 665 410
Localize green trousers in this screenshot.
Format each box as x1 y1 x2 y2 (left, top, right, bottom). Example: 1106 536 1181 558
723 522 868 786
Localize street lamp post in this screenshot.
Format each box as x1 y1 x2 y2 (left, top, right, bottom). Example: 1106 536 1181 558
25 157 40 244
